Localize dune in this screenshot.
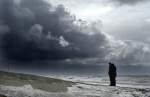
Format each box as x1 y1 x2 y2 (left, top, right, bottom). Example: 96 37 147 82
0 71 74 92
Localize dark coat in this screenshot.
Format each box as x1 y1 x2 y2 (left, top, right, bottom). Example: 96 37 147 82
108 63 117 78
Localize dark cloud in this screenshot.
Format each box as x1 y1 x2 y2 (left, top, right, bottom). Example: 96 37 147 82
0 0 149 66
0 0 109 62
111 0 149 5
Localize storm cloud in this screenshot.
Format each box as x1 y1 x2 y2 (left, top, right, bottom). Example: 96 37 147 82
0 0 109 62
111 0 149 5
0 0 149 65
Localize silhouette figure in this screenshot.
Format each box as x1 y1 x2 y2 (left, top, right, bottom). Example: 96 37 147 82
108 62 117 86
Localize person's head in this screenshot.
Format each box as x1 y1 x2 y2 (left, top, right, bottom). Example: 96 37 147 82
109 62 112 67
109 62 114 67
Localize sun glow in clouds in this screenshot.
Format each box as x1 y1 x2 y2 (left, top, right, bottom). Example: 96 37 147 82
73 5 113 21
46 0 113 21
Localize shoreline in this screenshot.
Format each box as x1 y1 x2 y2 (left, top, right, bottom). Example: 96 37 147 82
0 71 150 97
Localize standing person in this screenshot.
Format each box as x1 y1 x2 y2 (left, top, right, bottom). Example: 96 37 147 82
108 62 117 86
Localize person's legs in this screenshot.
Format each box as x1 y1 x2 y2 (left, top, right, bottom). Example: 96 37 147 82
109 77 113 86
112 80 116 86
110 77 116 86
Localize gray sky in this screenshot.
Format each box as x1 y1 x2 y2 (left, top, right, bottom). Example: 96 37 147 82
47 0 150 65
0 0 150 73
47 0 150 42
